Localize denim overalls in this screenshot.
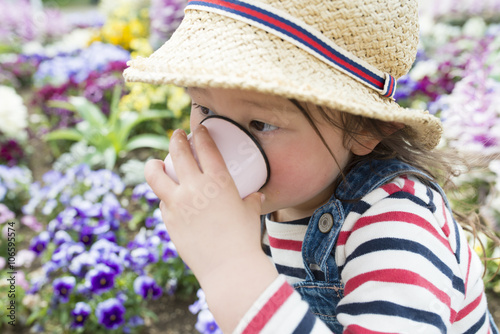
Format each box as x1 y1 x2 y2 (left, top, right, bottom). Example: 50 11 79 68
263 158 499 333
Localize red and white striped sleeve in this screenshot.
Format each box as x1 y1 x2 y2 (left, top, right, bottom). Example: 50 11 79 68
233 275 332 334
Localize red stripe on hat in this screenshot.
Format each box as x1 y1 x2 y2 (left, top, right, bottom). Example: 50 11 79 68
191 0 383 88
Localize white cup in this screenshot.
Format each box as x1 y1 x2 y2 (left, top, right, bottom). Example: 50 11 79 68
164 115 270 198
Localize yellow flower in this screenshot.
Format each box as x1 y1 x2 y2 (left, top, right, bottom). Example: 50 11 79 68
133 95 151 112
129 18 147 37
167 86 191 118
93 0 150 51
130 38 153 58
99 20 132 48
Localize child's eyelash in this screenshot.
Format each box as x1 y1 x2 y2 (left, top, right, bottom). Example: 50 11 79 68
192 102 278 133
192 103 212 115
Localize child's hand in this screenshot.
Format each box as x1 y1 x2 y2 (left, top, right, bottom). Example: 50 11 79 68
144 125 266 286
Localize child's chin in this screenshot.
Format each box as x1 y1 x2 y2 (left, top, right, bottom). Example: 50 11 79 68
259 202 276 216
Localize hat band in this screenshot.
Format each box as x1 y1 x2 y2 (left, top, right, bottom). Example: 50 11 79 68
185 0 397 98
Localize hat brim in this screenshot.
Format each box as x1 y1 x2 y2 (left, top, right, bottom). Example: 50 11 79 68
124 10 442 149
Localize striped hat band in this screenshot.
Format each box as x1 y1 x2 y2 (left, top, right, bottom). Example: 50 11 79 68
186 0 397 99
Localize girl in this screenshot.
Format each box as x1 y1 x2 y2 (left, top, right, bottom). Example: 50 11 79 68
124 0 499 332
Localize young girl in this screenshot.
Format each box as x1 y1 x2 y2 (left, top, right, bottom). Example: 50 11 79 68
124 0 499 332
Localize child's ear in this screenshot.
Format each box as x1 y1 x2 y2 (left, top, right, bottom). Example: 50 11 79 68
350 136 381 156
350 122 404 156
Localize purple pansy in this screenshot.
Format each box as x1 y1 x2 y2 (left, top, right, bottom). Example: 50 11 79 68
53 230 72 246
97 252 123 275
129 247 159 272
133 275 163 300
79 225 95 246
132 182 159 206
124 315 145 333
53 276 76 303
95 298 126 330
153 222 170 241
70 252 97 278
71 302 92 329
85 264 116 294
29 231 50 255
195 309 222 334
162 241 178 261
189 289 207 314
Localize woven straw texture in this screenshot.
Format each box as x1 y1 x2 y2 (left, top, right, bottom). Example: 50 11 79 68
124 0 443 149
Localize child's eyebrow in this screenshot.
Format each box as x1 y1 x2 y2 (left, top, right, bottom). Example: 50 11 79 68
186 87 298 114
185 87 208 98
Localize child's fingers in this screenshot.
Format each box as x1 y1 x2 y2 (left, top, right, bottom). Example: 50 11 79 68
193 125 230 177
144 159 177 200
169 129 203 183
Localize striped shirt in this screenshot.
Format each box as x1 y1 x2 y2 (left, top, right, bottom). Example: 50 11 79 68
234 175 495 333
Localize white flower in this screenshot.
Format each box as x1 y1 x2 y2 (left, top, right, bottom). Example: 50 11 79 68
440 74 500 154
41 29 95 58
0 86 28 139
462 17 487 38
409 59 438 81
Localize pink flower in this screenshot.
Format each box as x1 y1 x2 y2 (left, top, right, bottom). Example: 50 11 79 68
21 215 43 232
16 271 30 290
0 204 14 224
14 249 37 268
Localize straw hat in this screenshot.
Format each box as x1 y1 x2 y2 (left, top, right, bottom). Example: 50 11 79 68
124 0 443 149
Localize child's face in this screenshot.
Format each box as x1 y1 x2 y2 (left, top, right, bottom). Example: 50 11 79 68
187 87 353 221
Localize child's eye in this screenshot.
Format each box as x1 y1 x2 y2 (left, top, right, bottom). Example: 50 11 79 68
193 103 215 116
250 120 278 132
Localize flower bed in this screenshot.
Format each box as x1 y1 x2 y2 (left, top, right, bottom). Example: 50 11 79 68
0 0 499 333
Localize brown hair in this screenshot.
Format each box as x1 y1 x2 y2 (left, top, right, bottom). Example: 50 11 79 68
290 99 500 276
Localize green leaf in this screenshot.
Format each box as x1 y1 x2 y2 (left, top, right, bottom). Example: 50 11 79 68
142 309 159 321
103 146 117 170
60 309 69 325
44 129 83 142
46 99 77 112
125 134 170 151
140 109 175 119
117 109 172 145
26 306 48 325
108 85 122 128
129 211 147 231
69 97 108 128
26 310 40 325
115 111 140 146
83 151 105 168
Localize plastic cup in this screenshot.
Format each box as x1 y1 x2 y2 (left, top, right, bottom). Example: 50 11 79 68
164 115 270 198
